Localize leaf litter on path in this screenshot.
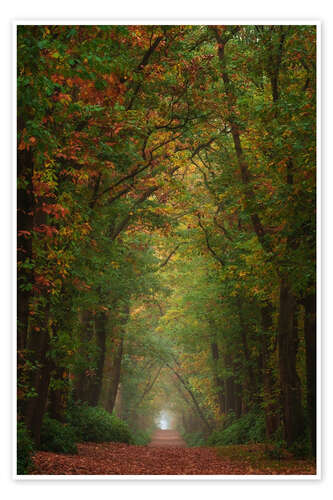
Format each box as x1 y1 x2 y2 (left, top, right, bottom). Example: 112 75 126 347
31 441 316 476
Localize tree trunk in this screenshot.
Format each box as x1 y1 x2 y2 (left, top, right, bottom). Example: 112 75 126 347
168 364 213 432
261 302 280 438
74 311 94 403
24 306 52 445
103 304 129 413
17 146 34 417
278 280 305 446
17 138 34 352
223 352 237 414
88 312 107 406
225 376 235 413
303 292 316 456
236 297 256 397
234 382 242 417
106 336 124 413
209 333 225 414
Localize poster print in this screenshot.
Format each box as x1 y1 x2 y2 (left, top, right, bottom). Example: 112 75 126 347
16 23 318 478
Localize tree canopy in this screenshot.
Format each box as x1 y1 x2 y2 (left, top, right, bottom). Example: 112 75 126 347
17 24 317 464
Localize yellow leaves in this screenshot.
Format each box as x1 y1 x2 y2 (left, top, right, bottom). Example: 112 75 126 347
81 222 92 235
43 27 50 38
111 261 120 269
59 94 72 105
59 226 73 238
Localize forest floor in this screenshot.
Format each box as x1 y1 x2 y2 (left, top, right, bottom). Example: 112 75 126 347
31 430 316 476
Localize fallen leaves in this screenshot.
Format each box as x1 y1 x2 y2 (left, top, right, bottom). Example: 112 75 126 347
30 441 317 476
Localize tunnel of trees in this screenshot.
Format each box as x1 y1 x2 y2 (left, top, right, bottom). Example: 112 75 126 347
17 24 316 472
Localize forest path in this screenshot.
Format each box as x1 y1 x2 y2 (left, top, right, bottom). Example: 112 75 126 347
148 429 187 447
31 441 316 475
32 441 244 475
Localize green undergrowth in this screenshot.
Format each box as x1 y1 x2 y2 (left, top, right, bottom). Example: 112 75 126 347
66 403 133 444
131 429 151 446
215 443 316 474
207 410 266 446
34 404 134 458
17 420 35 475
40 415 78 454
182 431 206 447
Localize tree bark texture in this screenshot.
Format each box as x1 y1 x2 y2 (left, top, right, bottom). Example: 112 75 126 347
261 302 280 438
278 281 305 446
303 292 316 456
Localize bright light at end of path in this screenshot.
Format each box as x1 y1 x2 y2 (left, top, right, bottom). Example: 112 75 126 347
158 411 169 429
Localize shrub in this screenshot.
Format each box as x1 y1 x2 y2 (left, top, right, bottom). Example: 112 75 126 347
132 429 151 446
17 421 35 475
40 415 78 454
182 431 205 447
207 410 266 446
288 436 311 459
67 404 133 444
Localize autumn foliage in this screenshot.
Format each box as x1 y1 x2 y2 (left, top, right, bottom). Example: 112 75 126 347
17 25 316 475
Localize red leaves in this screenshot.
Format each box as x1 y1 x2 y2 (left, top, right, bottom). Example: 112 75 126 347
34 274 52 288
30 442 316 476
33 224 59 238
39 202 69 219
18 230 31 239
18 135 37 151
33 180 55 198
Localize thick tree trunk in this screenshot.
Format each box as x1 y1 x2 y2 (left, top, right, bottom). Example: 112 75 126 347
236 297 256 397
103 304 129 413
23 185 54 445
225 376 236 413
234 382 242 417
24 306 52 445
303 292 316 456
17 147 34 352
88 312 107 406
278 280 305 446
106 336 124 413
223 352 238 414
17 147 34 418
261 302 280 438
74 311 95 403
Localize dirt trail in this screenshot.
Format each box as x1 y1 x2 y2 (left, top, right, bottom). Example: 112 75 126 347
31 430 316 475
148 429 187 447
31 441 316 475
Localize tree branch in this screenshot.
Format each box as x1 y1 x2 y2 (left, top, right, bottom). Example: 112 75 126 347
196 213 225 266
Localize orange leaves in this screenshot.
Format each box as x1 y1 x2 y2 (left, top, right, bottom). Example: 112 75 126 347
39 202 70 219
57 93 72 105
18 230 31 239
33 177 56 198
113 123 123 135
34 274 53 290
33 224 59 239
31 442 316 476
18 135 37 151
